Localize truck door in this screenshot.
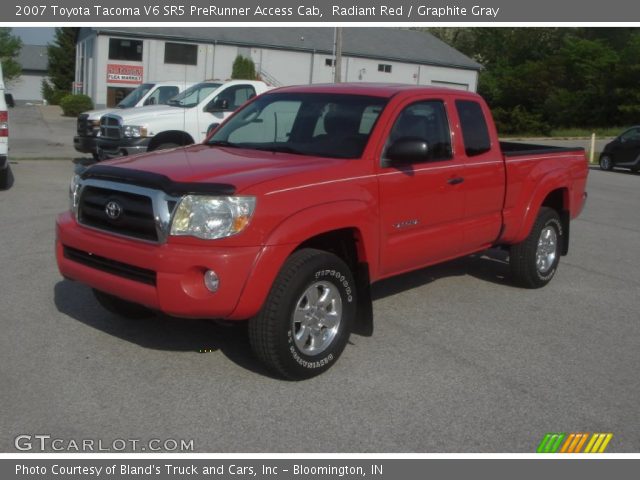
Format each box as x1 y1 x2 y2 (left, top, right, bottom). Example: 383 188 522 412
200 84 257 142
454 99 506 250
614 127 640 164
377 98 466 276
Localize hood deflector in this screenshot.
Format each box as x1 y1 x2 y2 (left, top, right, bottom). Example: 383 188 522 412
81 165 236 196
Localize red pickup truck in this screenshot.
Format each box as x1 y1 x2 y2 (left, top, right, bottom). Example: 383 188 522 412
56 84 588 379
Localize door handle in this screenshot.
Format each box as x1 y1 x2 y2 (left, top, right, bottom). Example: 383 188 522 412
447 177 464 185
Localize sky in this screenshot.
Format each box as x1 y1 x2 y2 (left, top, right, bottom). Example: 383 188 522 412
11 27 56 46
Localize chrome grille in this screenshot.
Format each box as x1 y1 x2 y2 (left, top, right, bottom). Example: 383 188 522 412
78 186 158 242
100 115 122 139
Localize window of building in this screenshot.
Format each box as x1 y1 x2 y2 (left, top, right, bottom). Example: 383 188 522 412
385 100 452 162
164 42 198 66
378 64 392 73
455 100 491 156
108 38 143 62
325 59 336 67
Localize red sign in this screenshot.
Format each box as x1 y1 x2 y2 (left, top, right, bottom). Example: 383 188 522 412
107 64 143 85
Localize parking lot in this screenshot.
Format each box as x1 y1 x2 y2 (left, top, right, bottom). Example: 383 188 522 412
1 106 638 452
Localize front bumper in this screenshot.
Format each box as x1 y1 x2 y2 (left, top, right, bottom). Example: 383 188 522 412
56 211 263 319
96 136 151 160
73 135 99 155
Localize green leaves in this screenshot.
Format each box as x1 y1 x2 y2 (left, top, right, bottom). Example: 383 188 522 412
0 28 22 83
425 28 640 134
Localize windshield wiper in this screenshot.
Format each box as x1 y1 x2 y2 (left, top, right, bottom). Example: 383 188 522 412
252 145 305 155
208 140 239 148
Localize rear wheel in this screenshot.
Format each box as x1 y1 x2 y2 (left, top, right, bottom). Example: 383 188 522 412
93 289 154 319
249 248 356 380
510 207 563 288
599 154 613 171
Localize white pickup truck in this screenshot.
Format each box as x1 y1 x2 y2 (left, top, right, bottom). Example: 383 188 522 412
74 81 195 159
96 80 270 159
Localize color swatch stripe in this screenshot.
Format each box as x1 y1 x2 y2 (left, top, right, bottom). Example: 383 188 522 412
538 433 612 453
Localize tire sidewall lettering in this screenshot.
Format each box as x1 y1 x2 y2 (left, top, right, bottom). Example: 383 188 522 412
286 268 353 369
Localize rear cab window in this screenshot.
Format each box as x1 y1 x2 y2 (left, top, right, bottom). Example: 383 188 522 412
455 100 492 156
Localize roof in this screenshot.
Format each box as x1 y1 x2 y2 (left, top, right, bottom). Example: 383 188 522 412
81 27 482 71
17 45 48 71
270 82 482 98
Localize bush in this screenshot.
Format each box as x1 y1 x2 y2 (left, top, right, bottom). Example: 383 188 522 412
59 94 94 117
231 55 257 80
493 105 551 136
41 79 69 105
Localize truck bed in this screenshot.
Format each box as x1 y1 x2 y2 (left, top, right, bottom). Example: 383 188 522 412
500 141 584 157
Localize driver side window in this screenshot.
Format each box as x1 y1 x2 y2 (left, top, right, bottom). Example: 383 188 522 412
621 127 640 142
384 100 452 163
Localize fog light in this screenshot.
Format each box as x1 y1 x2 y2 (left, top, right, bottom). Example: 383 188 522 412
204 270 219 293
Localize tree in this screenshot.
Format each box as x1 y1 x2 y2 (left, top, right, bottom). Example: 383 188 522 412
42 28 77 102
231 55 257 80
0 28 22 84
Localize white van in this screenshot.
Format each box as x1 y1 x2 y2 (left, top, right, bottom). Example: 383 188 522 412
0 63 11 190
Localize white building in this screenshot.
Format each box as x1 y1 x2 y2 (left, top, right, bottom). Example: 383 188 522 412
76 27 482 109
8 44 48 104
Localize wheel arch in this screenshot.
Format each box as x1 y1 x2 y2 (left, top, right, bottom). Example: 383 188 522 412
231 203 376 335
148 131 195 151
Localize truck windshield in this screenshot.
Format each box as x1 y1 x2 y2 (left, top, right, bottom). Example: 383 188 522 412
117 83 154 108
166 82 222 108
208 92 387 159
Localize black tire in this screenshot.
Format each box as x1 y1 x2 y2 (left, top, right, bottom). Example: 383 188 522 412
249 248 356 380
510 207 563 289
93 289 154 319
152 142 180 151
0 165 14 190
599 154 613 171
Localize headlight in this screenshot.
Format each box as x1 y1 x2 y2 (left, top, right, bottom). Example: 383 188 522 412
122 125 148 138
69 174 81 214
170 196 256 240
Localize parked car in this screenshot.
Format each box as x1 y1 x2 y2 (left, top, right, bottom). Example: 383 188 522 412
74 81 195 159
95 80 271 159
0 63 12 190
599 126 640 172
56 84 588 379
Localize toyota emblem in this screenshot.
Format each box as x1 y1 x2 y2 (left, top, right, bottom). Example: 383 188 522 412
105 200 123 220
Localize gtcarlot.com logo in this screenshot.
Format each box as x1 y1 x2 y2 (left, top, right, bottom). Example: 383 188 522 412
14 435 194 452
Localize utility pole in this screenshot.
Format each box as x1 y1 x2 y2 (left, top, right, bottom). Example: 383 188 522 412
333 27 343 83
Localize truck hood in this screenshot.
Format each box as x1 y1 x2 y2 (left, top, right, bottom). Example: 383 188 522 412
106 105 187 123
83 107 123 121
101 144 349 194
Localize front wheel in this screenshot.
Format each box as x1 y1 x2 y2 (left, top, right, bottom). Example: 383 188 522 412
599 154 613 171
509 207 563 289
249 248 356 380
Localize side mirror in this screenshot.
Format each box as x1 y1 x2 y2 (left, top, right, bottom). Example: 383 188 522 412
207 123 220 135
144 97 156 106
384 138 429 165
